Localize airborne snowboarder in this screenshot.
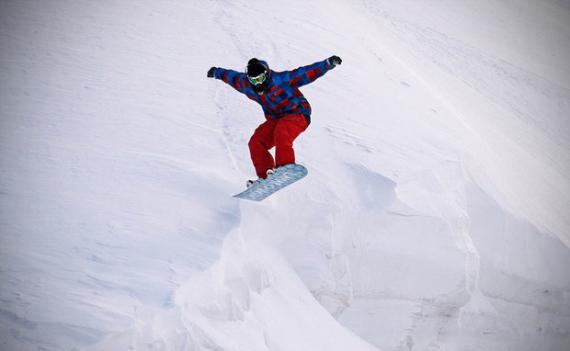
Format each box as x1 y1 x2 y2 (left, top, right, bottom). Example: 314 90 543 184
207 55 342 198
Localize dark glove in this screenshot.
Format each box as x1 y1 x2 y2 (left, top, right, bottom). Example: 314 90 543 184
328 55 342 67
207 67 217 78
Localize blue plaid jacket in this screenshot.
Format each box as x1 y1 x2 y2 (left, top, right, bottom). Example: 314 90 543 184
212 58 335 124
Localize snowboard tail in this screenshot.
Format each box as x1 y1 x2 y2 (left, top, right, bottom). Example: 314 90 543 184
234 164 308 201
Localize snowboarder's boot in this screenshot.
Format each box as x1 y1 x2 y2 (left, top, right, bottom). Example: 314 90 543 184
246 168 275 188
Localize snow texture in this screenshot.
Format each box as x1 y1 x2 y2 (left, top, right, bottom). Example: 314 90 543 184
1 0 569 350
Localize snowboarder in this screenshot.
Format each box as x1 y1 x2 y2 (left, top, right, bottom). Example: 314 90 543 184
207 56 342 187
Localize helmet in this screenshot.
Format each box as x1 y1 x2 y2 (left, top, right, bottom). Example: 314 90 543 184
246 58 270 92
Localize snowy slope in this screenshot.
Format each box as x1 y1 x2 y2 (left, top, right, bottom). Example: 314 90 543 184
1 1 569 350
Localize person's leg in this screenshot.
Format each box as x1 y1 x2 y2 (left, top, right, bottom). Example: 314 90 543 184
274 114 308 167
248 119 277 178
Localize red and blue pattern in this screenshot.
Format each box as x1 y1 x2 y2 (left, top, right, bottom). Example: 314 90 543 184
212 58 334 124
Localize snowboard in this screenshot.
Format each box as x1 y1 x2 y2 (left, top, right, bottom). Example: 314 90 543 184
233 164 308 201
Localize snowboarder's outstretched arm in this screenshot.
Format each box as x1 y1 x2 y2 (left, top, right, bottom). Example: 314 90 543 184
284 55 342 88
207 67 249 94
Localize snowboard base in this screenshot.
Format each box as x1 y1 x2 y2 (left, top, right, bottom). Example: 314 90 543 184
233 164 308 201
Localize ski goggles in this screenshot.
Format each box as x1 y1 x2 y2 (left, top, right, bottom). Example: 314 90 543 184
247 71 267 86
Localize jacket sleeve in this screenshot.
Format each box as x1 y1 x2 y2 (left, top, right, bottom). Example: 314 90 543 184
213 68 249 94
284 58 334 88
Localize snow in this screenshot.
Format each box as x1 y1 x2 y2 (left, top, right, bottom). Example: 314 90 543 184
1 0 569 350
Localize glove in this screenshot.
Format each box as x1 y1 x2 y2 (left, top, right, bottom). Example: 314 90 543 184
328 55 342 67
207 67 217 78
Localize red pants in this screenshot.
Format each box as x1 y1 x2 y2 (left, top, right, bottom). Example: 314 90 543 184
248 114 308 178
